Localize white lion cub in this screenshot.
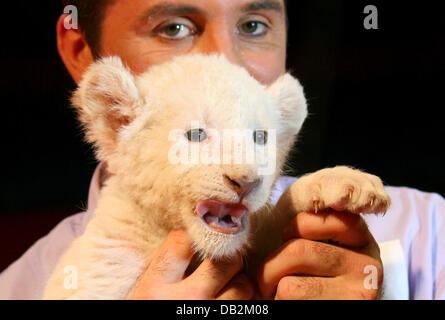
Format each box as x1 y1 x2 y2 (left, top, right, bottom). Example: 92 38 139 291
43 54 390 299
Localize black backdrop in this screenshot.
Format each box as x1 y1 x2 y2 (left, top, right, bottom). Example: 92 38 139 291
1 1 444 272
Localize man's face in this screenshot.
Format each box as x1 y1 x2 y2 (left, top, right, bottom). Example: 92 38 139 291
99 0 287 85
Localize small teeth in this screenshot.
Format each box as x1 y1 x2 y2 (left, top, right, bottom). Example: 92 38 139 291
218 215 239 228
205 215 218 224
204 213 241 228
231 216 241 225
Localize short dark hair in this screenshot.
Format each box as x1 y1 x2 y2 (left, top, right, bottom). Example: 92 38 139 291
62 0 114 59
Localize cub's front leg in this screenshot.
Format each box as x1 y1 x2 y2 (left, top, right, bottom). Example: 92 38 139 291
43 226 148 299
246 167 390 273
276 166 391 217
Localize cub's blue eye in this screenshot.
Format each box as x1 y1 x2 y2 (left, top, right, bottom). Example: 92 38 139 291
186 129 207 142
253 130 268 145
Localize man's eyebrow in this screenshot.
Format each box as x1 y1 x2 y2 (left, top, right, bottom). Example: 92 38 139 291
140 3 203 21
241 0 284 14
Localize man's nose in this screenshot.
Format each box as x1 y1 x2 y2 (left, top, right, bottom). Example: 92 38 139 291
223 174 262 197
190 26 243 66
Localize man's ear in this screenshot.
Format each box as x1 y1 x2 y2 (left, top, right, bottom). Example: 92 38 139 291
57 14 94 84
72 56 142 161
267 73 308 137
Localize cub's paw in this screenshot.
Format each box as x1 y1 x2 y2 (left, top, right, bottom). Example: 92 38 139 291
295 166 391 215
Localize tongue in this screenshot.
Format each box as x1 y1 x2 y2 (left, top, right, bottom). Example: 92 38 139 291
196 200 246 219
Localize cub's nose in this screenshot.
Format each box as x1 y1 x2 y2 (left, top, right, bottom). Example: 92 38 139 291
223 174 262 197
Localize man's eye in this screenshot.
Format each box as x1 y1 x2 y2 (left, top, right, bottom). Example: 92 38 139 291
239 21 269 36
158 23 194 40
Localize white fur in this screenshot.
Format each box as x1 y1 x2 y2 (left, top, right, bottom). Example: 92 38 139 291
43 54 390 299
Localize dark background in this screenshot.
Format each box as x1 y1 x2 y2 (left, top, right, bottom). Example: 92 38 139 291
1 1 444 272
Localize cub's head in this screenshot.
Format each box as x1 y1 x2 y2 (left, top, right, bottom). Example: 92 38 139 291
73 54 307 260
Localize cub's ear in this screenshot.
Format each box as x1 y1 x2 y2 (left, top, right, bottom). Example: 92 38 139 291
72 56 142 161
267 73 308 137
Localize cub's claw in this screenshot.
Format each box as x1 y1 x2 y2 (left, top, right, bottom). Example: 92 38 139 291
289 166 391 215
313 200 320 214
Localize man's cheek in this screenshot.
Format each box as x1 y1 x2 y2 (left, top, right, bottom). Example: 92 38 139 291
103 41 181 75
243 53 286 85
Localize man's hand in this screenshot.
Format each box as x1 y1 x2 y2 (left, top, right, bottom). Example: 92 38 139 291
131 229 254 300
257 210 383 299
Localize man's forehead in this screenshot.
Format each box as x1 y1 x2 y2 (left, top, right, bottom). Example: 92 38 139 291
138 0 285 20
241 0 284 12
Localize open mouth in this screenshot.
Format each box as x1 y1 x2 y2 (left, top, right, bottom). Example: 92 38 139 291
195 200 247 234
